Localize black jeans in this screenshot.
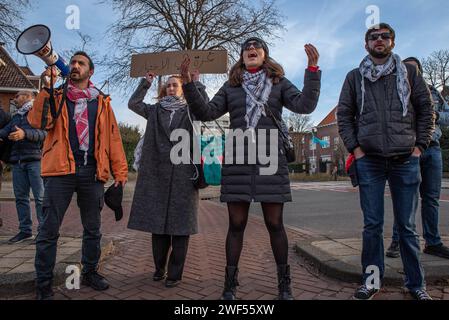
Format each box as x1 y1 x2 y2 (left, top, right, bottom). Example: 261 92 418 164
35 166 104 286
152 234 190 281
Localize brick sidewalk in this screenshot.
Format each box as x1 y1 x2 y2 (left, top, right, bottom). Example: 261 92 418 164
2 200 448 300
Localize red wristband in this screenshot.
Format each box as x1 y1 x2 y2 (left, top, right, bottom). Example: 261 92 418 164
308 66 319 72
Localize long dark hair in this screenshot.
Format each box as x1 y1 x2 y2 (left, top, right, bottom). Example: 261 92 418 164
229 55 285 87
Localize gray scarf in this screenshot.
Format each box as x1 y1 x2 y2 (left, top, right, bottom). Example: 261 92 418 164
359 53 411 116
17 100 34 116
242 70 273 129
160 95 187 126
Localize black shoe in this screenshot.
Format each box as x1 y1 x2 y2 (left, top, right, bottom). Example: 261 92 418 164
8 232 33 244
165 279 181 288
424 244 449 259
36 281 54 300
386 241 400 258
353 285 379 300
410 289 432 301
277 264 294 300
153 270 167 281
221 266 239 300
81 271 110 291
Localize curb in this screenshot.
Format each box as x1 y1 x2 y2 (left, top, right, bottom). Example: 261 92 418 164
0 237 115 298
295 239 449 286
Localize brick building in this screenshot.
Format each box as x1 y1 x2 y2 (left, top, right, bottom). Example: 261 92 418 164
293 106 348 174
0 43 39 113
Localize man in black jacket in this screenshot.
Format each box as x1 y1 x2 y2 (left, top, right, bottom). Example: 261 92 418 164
337 23 434 300
0 91 47 244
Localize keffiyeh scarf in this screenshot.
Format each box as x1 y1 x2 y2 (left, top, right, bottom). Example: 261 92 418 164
67 80 100 165
359 53 411 117
160 95 187 126
242 70 273 129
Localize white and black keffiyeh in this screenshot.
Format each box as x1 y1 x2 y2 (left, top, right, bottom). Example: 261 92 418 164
160 95 187 126
242 70 273 129
359 53 411 116
17 100 34 116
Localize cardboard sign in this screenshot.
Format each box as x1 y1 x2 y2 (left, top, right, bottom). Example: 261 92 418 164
130 50 228 77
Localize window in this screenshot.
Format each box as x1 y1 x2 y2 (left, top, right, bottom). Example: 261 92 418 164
322 136 330 149
334 137 339 146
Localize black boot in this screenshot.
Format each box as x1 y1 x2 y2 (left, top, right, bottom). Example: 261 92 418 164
277 264 294 300
36 280 54 300
221 266 239 300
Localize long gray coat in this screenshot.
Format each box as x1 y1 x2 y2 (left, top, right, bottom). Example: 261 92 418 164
183 69 321 203
127 78 208 235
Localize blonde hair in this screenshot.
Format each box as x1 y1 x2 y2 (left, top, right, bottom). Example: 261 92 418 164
157 75 183 100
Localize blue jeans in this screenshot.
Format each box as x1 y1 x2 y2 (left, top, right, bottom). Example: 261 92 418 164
356 154 425 291
12 161 44 234
392 146 443 246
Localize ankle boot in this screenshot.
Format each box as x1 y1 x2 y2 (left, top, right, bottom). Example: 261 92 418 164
221 266 239 300
277 264 294 300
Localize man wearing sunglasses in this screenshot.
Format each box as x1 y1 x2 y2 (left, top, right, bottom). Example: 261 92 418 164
337 23 434 300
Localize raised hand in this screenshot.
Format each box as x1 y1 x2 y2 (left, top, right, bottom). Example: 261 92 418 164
145 71 156 85
180 57 192 84
304 44 320 67
191 69 200 82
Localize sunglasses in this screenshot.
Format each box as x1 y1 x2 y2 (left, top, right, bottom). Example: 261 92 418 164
367 32 392 41
242 41 264 51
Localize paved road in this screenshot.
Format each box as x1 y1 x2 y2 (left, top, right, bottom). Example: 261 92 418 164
214 181 449 240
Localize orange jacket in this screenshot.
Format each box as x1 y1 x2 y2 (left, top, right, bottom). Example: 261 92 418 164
27 87 128 183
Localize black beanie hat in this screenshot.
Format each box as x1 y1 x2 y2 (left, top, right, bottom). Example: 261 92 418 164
240 37 269 56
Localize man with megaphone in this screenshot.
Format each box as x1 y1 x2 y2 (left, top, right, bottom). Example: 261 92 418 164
27 51 128 300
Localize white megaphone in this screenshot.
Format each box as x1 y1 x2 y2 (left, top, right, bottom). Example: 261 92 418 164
16 24 70 77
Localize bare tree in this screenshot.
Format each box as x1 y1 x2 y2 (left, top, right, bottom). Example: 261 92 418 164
101 0 285 92
422 49 449 90
286 112 313 133
0 0 30 46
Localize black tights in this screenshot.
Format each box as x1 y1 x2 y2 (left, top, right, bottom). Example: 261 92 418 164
225 202 288 267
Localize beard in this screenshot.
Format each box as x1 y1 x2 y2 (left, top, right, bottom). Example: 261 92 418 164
70 70 89 82
368 45 393 59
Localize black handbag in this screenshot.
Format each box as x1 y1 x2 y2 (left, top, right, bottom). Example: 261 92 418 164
265 104 296 163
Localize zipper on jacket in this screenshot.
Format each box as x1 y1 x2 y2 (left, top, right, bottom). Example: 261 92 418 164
96 98 105 178
380 80 388 155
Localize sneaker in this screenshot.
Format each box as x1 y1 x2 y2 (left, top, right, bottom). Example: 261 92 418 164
386 241 400 258
8 232 33 244
81 271 110 291
410 289 432 301
353 285 379 300
423 244 449 259
36 281 54 300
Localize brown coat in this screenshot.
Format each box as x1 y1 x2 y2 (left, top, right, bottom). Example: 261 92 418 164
27 88 128 183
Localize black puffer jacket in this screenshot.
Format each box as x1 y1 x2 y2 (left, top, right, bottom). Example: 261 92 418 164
0 110 47 163
183 69 321 203
337 63 434 157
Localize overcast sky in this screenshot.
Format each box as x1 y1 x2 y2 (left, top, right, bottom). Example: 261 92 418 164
12 0 449 132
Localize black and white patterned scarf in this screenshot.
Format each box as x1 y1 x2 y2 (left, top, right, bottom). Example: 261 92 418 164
17 100 34 116
359 53 411 116
160 95 187 126
242 70 273 129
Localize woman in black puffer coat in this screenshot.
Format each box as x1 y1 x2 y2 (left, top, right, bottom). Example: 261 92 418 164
181 37 321 300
